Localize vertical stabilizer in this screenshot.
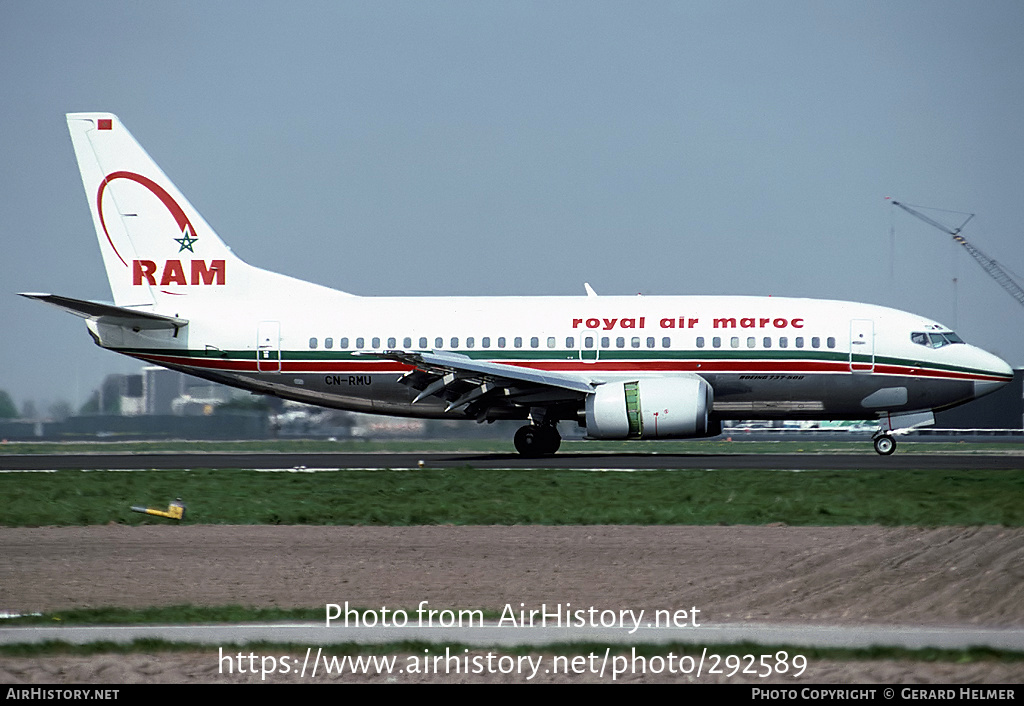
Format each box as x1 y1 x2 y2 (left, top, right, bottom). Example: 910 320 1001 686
66 113 253 309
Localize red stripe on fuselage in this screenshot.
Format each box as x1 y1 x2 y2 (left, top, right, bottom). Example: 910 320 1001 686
132 353 1010 383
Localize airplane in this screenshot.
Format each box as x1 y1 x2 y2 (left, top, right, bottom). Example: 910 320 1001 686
20 113 1014 456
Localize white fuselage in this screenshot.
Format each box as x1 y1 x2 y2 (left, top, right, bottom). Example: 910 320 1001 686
95 290 1011 424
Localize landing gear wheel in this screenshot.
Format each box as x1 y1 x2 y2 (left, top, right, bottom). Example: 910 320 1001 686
514 424 561 457
873 434 896 455
537 425 561 455
514 425 542 457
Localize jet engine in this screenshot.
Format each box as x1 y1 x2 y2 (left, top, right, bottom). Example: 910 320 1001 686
584 376 716 439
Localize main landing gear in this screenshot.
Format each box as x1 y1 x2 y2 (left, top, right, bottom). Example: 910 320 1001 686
872 432 896 456
514 424 561 457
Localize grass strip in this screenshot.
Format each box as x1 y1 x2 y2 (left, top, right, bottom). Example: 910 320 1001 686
0 639 1019 663
0 605 504 627
2 467 1022 527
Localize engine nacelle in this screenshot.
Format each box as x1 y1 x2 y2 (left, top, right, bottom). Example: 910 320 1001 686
584 376 715 439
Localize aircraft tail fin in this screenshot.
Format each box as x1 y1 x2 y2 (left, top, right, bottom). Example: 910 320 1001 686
66 113 343 310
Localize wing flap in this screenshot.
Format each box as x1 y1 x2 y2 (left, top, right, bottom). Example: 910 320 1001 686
358 350 594 417
373 350 595 395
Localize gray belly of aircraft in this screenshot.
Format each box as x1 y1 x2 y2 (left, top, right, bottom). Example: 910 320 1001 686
221 369 973 421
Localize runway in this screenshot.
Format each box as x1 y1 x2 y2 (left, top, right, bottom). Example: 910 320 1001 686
1 450 1022 471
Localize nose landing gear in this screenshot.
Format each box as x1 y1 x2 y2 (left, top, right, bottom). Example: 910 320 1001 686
872 432 896 455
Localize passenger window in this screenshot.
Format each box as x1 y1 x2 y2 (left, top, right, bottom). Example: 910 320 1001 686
632 337 641 348
419 337 427 349
450 337 459 348
403 337 412 348
811 337 820 349
585 336 594 347
498 337 506 348
482 337 490 348
340 337 349 348
601 336 610 348
662 337 671 348
763 337 771 348
696 337 705 348
372 337 380 348
565 336 574 348
713 337 721 348
779 337 788 348
795 337 804 348
827 337 836 349
547 336 556 348
387 337 396 348
356 337 365 348
434 337 443 348
613 337 623 348
530 337 539 348
466 337 475 348
646 337 655 348
309 337 318 349
730 337 739 348
747 337 756 348
514 337 523 348
324 337 333 349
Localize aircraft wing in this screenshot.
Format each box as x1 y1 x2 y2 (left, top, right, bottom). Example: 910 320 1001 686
365 349 596 415
18 293 188 331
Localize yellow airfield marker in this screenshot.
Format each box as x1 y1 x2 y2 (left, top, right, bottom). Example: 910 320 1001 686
130 498 186 521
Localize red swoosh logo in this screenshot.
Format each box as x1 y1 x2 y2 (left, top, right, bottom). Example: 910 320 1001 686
97 171 197 267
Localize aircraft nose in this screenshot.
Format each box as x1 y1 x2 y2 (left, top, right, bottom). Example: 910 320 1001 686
972 349 1014 399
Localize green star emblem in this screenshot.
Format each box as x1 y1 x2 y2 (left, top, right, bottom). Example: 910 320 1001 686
174 224 198 253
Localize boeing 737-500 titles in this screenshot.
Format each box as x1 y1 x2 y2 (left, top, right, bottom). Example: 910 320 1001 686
21 114 1014 455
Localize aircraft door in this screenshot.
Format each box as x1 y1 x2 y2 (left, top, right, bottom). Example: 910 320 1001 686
849 319 874 372
579 333 600 363
257 321 281 372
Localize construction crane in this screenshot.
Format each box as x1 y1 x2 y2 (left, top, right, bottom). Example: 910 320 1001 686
890 200 1024 308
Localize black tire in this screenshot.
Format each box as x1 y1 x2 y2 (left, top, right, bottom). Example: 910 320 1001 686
873 435 896 455
514 425 543 457
514 424 561 456
537 425 561 455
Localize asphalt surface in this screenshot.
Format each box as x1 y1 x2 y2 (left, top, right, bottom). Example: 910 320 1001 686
1 451 1022 471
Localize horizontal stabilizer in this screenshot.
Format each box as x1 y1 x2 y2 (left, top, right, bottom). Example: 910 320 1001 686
18 293 187 330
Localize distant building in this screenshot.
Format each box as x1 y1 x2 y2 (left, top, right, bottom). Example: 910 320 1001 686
121 374 144 416
141 366 236 416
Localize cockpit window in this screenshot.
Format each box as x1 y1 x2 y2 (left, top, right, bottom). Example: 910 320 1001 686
911 331 964 348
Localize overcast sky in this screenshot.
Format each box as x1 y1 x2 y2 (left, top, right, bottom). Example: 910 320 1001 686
2 1 1022 412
